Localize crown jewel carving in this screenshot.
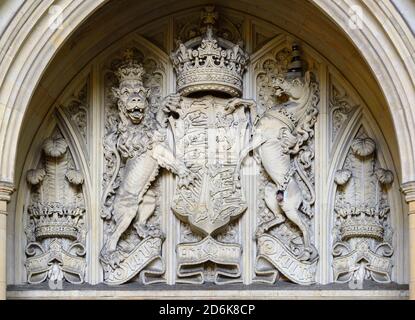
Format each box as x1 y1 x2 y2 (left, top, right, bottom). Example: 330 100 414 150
171 6 249 97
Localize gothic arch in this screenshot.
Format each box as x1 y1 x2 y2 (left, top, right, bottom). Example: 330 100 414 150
0 0 413 298
0 0 412 183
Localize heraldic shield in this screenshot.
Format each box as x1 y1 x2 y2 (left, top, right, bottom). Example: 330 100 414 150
170 95 250 284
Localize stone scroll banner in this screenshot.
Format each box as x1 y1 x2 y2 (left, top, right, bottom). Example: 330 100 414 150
176 236 242 284
26 240 86 284
332 241 393 283
104 237 163 285
256 234 317 285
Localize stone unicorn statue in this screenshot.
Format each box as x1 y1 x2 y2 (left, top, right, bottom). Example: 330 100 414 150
234 67 319 261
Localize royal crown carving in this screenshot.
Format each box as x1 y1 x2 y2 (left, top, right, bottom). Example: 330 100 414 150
171 6 249 97
115 49 147 84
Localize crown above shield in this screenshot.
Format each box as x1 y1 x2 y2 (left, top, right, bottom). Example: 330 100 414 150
170 6 249 97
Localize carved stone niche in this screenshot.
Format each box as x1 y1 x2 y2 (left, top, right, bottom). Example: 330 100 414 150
332 130 394 284
25 131 87 285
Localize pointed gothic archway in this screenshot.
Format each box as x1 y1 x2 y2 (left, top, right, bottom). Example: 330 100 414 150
0 0 414 299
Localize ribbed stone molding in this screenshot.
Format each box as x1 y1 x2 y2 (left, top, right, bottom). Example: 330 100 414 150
401 182 415 204
0 181 15 202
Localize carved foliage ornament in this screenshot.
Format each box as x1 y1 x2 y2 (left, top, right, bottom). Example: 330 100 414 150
63 83 89 146
329 81 358 143
25 133 86 284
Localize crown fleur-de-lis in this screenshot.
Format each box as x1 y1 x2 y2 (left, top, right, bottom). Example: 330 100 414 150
122 48 135 61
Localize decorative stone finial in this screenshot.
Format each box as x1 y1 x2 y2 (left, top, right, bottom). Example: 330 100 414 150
201 5 218 26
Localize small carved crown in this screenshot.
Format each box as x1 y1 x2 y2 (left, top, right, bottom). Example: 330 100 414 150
170 6 249 97
28 202 84 240
340 214 385 241
115 49 145 84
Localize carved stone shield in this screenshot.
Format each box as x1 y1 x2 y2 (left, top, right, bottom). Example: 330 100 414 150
171 96 248 236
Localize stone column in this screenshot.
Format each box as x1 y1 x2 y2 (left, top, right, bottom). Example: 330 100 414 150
401 181 415 300
0 182 14 300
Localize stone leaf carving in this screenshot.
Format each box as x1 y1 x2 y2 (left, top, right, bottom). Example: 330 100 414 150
245 46 320 284
332 132 394 284
100 49 193 285
63 83 89 146
25 133 86 285
329 80 359 144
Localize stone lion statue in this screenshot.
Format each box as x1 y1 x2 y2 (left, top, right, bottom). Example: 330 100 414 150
100 55 193 263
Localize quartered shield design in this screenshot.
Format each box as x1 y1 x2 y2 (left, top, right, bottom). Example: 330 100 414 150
171 96 249 236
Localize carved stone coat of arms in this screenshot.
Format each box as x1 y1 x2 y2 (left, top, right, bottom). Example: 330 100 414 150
96 6 321 286
170 95 250 283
